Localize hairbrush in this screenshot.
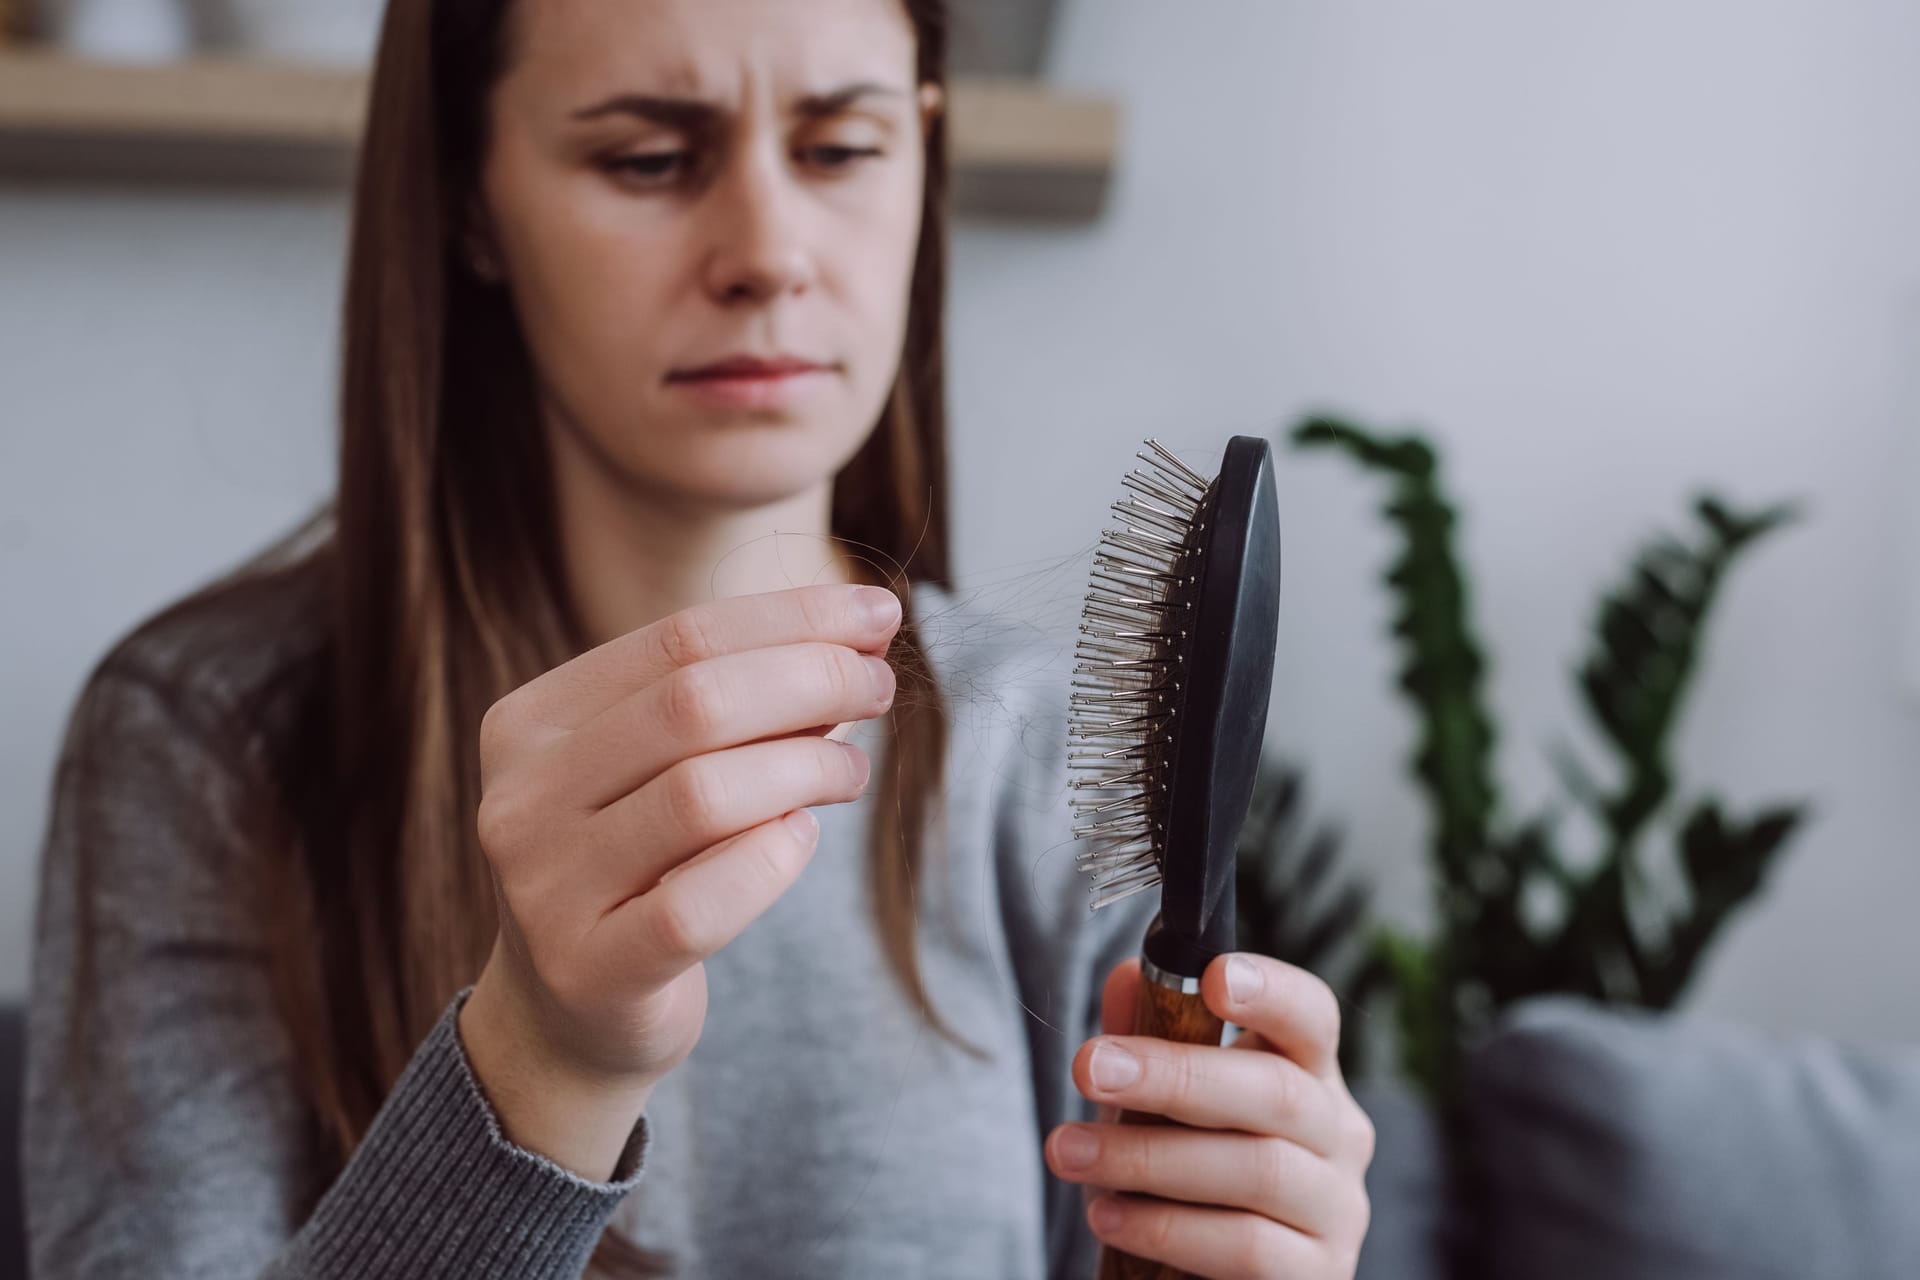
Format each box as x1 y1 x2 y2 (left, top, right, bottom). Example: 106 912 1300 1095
1069 435 1282 1280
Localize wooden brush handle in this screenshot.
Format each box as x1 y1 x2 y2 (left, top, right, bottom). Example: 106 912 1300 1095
1097 962 1225 1280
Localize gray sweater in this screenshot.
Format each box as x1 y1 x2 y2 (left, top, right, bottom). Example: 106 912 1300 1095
26 570 1158 1279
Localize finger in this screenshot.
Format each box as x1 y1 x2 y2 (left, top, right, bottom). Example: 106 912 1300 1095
596 807 824 986
1076 1026 1125 1214
551 641 895 810
510 582 904 731
1205 953 1343 1080
1100 956 1142 1037
1085 1191 1332 1280
1071 1035 1348 1156
1048 1122 1367 1241
1228 1028 1376 1172
580 734 870 902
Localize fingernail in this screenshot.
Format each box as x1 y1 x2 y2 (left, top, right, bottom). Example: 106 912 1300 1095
1227 955 1262 1005
855 585 901 628
842 742 871 789
784 809 818 842
1053 1125 1098 1171
1090 1043 1140 1092
1089 1195 1127 1235
864 656 896 703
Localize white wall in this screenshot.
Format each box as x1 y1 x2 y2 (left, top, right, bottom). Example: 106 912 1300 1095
5 1 1918 1049
946 0 1920 1049
1 188 345 988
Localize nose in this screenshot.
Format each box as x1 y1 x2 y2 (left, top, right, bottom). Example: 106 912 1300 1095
700 139 817 306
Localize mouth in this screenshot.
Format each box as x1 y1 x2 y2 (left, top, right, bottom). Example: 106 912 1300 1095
668 354 835 382
665 355 838 411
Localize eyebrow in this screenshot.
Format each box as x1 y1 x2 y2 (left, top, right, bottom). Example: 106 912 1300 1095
570 81 910 127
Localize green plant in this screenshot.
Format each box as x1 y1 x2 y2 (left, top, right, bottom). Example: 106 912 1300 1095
1293 414 1811 1104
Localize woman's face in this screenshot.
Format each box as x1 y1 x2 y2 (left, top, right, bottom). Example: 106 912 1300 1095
478 0 939 507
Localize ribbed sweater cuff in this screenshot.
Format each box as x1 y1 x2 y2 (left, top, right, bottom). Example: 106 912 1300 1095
284 988 650 1279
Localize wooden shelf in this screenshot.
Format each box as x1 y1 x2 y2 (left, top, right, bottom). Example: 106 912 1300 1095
0 49 1118 220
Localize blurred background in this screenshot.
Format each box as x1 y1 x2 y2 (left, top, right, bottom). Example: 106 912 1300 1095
3 1 1918 1274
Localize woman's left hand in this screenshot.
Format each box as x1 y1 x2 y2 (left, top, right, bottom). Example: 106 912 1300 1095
1045 953 1376 1280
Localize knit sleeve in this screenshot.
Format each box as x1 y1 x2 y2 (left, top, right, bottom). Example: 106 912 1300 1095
265 989 652 1279
991 662 1160 1280
25 661 650 1280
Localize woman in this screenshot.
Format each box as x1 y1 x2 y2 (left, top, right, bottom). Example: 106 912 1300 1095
25 0 1375 1276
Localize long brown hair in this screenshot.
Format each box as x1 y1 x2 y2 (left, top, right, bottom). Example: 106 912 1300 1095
70 0 964 1273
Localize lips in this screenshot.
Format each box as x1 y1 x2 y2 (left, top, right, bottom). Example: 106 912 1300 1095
664 354 835 412
669 355 830 380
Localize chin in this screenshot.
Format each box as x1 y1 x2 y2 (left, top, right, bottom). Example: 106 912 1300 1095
647 418 861 506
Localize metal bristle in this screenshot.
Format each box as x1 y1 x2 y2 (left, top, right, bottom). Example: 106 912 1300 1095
1066 438 1213 912
1143 439 1212 491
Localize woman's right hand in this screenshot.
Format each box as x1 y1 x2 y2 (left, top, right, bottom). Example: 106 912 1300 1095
458 582 903 1179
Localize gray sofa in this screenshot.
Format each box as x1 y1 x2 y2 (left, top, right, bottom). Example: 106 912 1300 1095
6 995 1915 1278
1355 998 1920 1280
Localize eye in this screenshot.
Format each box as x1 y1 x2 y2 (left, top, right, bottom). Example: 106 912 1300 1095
604 151 690 184
803 144 884 171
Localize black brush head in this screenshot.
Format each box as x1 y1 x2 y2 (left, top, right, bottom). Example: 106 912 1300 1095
1068 435 1282 979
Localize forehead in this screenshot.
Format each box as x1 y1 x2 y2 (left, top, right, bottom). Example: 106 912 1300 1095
506 0 919 103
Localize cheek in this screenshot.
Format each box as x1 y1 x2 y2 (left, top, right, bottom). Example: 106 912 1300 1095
528 243 670 390
842 180 925 390
489 198 685 445
497 189 670 372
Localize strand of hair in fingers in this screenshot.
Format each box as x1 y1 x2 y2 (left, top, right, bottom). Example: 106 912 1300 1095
1067 440 1211 911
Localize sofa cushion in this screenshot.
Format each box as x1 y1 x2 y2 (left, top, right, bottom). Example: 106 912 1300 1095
1465 997 1920 1280
1351 1079 1455 1280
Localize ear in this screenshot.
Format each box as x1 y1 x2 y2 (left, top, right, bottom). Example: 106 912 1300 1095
917 81 945 139
460 196 505 284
